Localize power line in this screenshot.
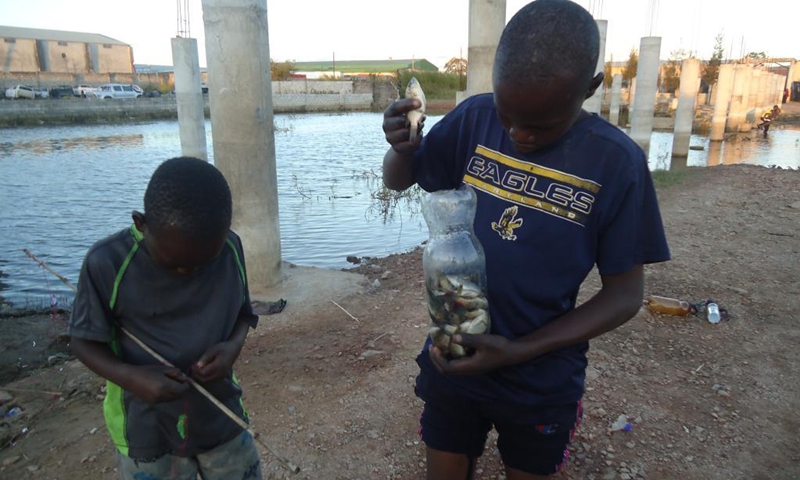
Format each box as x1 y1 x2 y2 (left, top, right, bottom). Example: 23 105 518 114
177 0 191 38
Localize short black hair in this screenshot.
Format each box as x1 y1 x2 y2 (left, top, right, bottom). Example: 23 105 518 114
494 0 599 86
143 157 232 240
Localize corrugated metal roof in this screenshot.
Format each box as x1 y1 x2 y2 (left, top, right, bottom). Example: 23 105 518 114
0 25 128 46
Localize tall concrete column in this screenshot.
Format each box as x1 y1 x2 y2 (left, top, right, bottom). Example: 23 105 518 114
584 19 607 114
201 0 282 288
609 74 622 126
466 0 506 98
743 68 761 131
755 69 767 117
672 58 700 157
171 37 208 161
726 65 747 133
630 37 661 154
710 64 734 141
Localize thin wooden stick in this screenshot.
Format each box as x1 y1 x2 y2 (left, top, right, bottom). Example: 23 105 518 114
23 249 77 293
2 387 63 397
118 326 300 474
331 300 359 323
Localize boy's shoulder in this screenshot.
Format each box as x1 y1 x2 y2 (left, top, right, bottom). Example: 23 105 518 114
579 114 649 174
83 228 138 272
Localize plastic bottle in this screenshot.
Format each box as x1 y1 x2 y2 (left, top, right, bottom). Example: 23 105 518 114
645 296 692 316
422 185 490 359
707 302 721 324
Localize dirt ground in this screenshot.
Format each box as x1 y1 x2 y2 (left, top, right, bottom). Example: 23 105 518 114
1 164 799 480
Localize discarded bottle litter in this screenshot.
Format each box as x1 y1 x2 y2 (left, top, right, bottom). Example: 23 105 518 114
611 414 632 432
644 296 692 316
5 407 21 418
706 302 721 324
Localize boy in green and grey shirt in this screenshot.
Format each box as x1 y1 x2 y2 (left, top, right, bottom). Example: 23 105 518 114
69 157 262 479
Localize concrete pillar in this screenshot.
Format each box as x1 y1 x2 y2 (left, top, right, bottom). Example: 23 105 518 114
609 74 622 126
629 77 636 105
726 65 747 132
743 68 761 131
710 64 735 141
630 37 661 154
466 0 506 97
706 141 723 167
755 69 767 117
584 19 607 114
672 58 700 158
201 0 282 288
789 60 797 85
171 37 208 161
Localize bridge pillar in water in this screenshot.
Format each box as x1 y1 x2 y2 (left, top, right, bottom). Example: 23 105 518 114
583 19 607 114
466 0 506 98
201 0 282 288
630 37 661 155
710 64 735 141
727 65 750 133
672 58 700 158
171 37 208 161
609 74 622 126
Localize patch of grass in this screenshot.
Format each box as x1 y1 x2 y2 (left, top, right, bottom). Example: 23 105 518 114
651 169 693 189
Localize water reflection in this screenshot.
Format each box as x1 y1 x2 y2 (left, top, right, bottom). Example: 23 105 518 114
0 134 145 158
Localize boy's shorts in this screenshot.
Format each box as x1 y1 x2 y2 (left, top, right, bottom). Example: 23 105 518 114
117 431 262 480
415 371 583 476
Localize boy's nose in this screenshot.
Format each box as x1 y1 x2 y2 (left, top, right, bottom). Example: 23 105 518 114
509 126 535 144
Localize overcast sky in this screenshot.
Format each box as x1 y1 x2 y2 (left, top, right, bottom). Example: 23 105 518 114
1 0 795 69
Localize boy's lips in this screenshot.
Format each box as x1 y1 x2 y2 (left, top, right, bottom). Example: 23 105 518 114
511 139 538 153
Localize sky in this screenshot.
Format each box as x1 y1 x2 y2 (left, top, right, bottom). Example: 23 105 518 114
0 0 796 70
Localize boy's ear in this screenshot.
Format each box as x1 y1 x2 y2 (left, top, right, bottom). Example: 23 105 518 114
132 211 146 232
584 72 604 100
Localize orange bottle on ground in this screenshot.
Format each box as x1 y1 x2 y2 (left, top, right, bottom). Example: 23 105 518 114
644 296 692 316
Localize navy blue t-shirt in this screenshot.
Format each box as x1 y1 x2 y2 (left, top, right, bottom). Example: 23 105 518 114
413 93 670 405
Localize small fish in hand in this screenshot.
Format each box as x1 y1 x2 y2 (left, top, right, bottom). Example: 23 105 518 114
405 77 426 142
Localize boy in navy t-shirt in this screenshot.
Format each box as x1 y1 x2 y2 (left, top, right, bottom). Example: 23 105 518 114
382 0 670 478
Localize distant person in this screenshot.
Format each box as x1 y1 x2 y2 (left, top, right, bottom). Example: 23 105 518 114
68 157 263 479
381 0 670 478
758 105 781 136
783 88 789 104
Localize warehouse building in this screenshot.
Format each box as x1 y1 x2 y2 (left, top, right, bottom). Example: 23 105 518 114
0 26 133 74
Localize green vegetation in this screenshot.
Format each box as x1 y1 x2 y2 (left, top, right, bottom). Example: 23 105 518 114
662 48 691 95
271 60 296 80
651 168 693 189
397 71 462 101
701 33 725 91
624 48 638 84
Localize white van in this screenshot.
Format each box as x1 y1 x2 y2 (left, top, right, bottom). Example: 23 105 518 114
91 84 142 99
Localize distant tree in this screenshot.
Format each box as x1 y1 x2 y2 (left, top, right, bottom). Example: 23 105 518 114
662 48 690 94
604 55 614 89
746 51 767 59
623 48 638 83
444 57 467 75
270 59 295 80
702 33 725 89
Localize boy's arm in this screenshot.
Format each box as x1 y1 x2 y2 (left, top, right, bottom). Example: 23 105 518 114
71 337 190 403
429 265 643 375
382 98 423 191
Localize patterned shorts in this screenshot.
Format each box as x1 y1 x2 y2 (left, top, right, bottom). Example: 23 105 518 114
117 431 262 480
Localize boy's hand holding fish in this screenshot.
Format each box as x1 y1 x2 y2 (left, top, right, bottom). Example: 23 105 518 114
382 78 426 154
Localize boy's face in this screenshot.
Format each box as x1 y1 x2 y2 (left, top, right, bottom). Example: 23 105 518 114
133 213 227 276
493 74 597 154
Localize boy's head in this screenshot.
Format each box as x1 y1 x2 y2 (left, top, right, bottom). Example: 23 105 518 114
492 0 603 153
132 157 232 275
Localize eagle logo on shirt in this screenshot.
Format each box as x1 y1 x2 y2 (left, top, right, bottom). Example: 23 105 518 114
492 206 524 241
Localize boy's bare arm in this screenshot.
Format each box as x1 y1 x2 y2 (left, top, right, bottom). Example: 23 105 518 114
191 317 251 383
382 98 423 191
430 265 644 375
71 337 190 403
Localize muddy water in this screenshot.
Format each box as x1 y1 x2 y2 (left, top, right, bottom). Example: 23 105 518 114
1 115 797 305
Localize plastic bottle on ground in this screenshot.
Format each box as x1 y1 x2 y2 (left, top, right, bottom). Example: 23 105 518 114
707 302 721 324
645 296 692 316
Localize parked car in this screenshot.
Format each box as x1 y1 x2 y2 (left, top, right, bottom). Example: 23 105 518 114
4 85 37 99
49 85 75 98
35 88 49 99
73 84 96 97
90 84 142 99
